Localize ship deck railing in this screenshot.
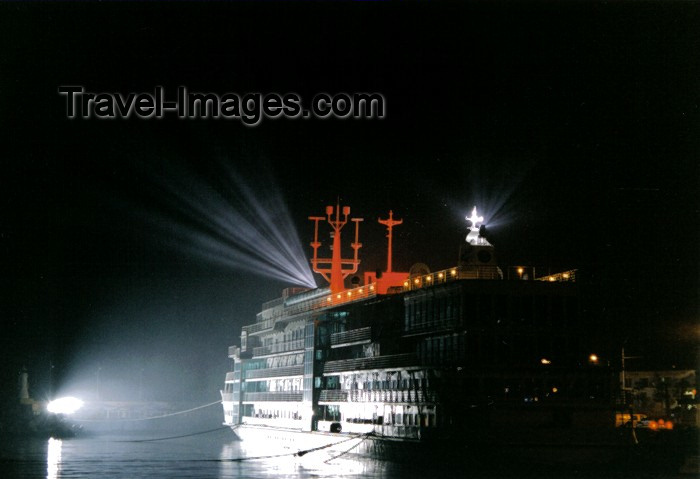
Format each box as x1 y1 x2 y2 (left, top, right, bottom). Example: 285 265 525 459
244 365 304 380
252 339 305 357
242 283 380 335
243 319 274 335
241 267 464 337
401 266 460 291
241 391 303 402
323 353 419 374
319 388 436 404
330 326 372 348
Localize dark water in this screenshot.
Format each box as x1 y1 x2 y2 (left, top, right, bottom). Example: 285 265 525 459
1 429 693 479
1 429 399 479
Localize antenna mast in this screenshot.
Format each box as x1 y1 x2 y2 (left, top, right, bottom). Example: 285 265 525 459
378 210 402 273
309 202 363 293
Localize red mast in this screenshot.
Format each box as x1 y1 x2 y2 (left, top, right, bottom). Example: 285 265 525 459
378 210 402 273
309 202 363 293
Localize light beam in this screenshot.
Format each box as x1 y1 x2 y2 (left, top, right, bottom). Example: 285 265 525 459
127 158 316 288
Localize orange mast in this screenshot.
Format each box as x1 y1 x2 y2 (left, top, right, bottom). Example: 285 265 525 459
309 202 363 293
378 210 402 273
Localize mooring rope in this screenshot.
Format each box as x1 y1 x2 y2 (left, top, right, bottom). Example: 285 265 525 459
323 433 372 463
222 432 371 462
73 400 222 422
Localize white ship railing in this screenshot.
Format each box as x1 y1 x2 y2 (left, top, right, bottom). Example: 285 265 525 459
319 388 435 404
252 339 304 356
330 327 372 347
244 365 304 380
323 353 418 374
242 392 303 402
240 283 378 336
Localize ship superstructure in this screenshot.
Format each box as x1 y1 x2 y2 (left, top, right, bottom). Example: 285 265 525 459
222 205 623 464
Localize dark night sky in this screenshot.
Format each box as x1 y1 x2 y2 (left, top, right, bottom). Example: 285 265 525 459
1 2 698 403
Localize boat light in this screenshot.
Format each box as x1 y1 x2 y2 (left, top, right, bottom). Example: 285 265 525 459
47 396 84 415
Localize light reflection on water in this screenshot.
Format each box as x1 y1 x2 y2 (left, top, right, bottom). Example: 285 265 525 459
0 432 686 479
0 432 392 479
218 439 386 478
46 438 62 479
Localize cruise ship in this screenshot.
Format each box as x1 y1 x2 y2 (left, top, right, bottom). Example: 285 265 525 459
221 205 634 466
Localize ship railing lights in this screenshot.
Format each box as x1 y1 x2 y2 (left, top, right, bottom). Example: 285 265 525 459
403 266 461 291
535 269 577 283
315 282 378 308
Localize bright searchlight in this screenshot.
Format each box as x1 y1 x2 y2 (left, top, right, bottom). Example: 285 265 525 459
47 397 84 415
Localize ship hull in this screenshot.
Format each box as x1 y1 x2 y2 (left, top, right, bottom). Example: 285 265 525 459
230 423 640 469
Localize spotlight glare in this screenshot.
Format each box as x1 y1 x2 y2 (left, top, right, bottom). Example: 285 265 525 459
47 397 84 415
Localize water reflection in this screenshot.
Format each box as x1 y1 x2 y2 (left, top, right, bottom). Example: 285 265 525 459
47 438 62 479
218 439 388 478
